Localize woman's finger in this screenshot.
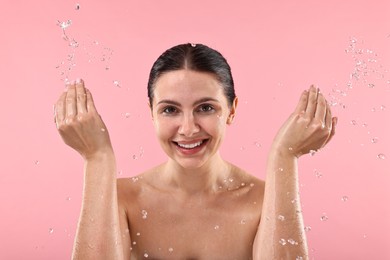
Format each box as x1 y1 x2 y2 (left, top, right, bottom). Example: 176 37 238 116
75 79 87 114
86 88 97 113
305 85 319 118
324 100 332 129
323 117 337 147
314 93 327 126
66 83 77 118
294 89 309 114
55 91 67 127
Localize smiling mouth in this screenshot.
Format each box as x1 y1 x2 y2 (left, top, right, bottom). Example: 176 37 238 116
173 139 209 150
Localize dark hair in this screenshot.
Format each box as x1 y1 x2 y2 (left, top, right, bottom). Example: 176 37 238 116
147 43 236 107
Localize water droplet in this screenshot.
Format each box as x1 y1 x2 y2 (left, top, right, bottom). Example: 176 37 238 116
214 225 220 230
351 120 357 125
368 83 375 88
132 155 138 160
288 147 293 151
249 183 255 187
57 20 72 30
136 232 140 236
288 238 298 245
144 253 149 258
363 234 367 239
66 197 71 201
69 39 79 48
371 107 376 112
239 219 246 225
113 80 121 88
49 228 54 234
277 215 285 221
75 4 80 10
131 176 139 182
320 214 328 221
254 141 261 148
341 196 349 202
132 241 137 245
278 168 284 172
296 256 303 260
279 238 287 245
118 170 123 175
377 153 386 160
228 178 234 183
141 210 148 219
291 198 298 204
309 150 317 156
34 160 40 165
241 182 246 186
304 226 312 232
191 43 196 47
125 112 131 118
380 105 386 111
314 169 322 178
168 247 174 252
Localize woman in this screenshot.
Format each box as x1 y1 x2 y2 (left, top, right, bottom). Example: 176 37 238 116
54 43 336 259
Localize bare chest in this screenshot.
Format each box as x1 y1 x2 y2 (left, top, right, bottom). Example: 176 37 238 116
127 191 261 259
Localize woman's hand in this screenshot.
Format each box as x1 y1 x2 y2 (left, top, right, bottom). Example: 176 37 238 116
271 85 337 158
54 79 113 160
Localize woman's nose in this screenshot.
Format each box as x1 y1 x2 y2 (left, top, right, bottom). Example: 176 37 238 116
178 114 200 137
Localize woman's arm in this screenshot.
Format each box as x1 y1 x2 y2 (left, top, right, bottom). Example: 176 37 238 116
253 86 337 259
55 79 129 259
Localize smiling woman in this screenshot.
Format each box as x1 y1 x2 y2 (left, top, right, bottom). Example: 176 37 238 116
54 43 336 259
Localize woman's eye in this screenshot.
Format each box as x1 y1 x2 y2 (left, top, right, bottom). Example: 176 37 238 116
198 104 214 113
162 106 177 114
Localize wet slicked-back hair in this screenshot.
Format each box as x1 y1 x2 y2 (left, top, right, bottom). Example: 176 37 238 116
147 43 236 107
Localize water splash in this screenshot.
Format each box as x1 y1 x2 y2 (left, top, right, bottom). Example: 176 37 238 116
377 153 386 160
320 214 329 221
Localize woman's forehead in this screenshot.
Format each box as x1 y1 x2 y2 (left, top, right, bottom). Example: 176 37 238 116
153 70 225 101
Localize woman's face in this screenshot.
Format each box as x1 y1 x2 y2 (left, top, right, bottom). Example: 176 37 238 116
151 69 237 170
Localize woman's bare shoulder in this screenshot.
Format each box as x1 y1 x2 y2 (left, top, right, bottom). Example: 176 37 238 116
228 162 265 190
116 164 164 203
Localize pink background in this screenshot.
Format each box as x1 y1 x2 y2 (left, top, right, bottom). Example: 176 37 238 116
1 0 389 259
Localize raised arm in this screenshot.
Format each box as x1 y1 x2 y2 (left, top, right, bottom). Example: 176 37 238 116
253 86 337 259
54 79 129 259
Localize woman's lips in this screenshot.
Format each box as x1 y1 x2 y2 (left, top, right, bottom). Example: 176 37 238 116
173 139 209 154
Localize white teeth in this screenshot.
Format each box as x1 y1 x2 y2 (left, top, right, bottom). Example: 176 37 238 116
177 140 203 149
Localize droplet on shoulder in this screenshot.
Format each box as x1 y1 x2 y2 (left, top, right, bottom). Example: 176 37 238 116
141 210 148 219
279 238 287 245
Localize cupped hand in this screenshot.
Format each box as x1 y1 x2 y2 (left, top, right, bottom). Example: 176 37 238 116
272 85 337 158
54 79 113 160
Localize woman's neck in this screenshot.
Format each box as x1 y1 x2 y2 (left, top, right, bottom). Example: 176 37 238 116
162 153 232 195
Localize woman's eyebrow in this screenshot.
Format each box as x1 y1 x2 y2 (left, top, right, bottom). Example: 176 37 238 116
157 98 219 106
